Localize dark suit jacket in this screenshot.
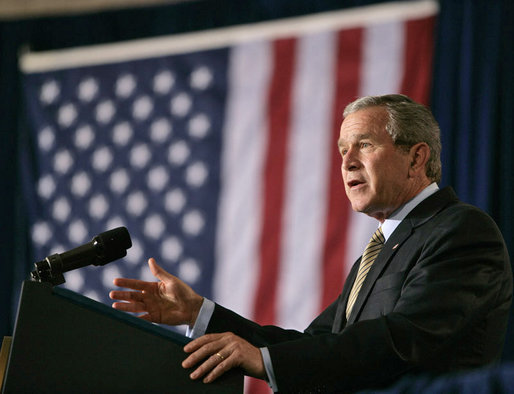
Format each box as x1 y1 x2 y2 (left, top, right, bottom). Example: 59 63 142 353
207 187 513 393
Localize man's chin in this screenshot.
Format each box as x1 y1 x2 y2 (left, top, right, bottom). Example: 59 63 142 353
350 201 370 214
352 203 390 222
350 200 378 216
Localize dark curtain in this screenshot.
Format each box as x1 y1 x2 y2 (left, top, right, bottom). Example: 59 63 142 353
1 0 513 367
431 0 514 360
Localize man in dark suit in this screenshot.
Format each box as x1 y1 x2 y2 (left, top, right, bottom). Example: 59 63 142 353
110 94 512 393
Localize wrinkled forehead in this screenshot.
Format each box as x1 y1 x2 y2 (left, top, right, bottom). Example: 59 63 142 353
338 107 389 143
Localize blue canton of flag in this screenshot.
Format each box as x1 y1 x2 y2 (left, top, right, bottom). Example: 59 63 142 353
23 48 230 310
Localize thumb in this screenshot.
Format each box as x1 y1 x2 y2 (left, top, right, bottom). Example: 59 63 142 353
148 258 171 281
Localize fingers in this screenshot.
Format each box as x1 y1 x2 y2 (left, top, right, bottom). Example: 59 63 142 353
111 300 146 313
110 258 160 306
112 277 153 291
109 287 148 313
182 333 264 383
109 289 143 301
183 333 218 353
111 258 166 291
182 335 233 384
148 257 171 282
189 352 231 383
183 334 221 367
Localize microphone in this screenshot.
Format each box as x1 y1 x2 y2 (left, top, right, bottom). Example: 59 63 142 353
31 226 132 286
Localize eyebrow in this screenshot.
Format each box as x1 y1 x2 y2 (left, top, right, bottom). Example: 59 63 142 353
337 133 371 148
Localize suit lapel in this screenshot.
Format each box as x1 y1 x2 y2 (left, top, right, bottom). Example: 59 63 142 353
346 223 413 324
344 187 458 326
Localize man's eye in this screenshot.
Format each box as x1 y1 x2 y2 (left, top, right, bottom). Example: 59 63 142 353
361 142 371 148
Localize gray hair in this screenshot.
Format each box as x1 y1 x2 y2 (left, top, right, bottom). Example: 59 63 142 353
343 94 442 183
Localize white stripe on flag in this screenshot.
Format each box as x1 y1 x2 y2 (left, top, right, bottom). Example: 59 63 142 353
214 41 272 318
277 31 336 330
360 21 405 96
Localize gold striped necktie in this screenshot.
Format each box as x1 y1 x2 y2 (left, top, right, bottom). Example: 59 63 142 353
345 226 385 320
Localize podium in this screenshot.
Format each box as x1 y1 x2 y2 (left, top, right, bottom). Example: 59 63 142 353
1 281 243 393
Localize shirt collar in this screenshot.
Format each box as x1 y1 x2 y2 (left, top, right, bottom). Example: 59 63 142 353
381 182 439 241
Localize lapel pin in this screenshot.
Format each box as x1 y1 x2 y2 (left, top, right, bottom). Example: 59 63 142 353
392 244 399 250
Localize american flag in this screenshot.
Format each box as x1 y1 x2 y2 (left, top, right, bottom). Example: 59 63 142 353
21 1 437 392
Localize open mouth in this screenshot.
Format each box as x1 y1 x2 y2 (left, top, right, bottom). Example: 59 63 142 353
347 180 364 189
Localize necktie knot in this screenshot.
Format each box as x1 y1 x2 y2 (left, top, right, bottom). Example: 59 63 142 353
370 226 385 245
346 226 385 319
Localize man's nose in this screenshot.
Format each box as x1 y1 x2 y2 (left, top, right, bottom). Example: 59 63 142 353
342 148 359 171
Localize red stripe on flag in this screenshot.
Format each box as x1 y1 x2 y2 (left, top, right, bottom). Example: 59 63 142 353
400 16 436 105
320 28 364 311
254 38 297 326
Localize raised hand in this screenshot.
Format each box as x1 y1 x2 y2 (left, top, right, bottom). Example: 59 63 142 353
109 257 204 327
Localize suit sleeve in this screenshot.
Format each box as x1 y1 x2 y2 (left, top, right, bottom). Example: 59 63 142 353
206 291 344 344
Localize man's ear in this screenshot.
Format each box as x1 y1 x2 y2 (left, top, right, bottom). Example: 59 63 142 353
408 142 430 177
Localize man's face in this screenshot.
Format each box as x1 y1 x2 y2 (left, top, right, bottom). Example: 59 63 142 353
338 107 414 222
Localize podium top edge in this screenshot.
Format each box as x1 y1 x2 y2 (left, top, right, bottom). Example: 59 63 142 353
25 281 191 346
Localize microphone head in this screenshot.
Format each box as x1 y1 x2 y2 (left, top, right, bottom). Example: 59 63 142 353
93 226 132 266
